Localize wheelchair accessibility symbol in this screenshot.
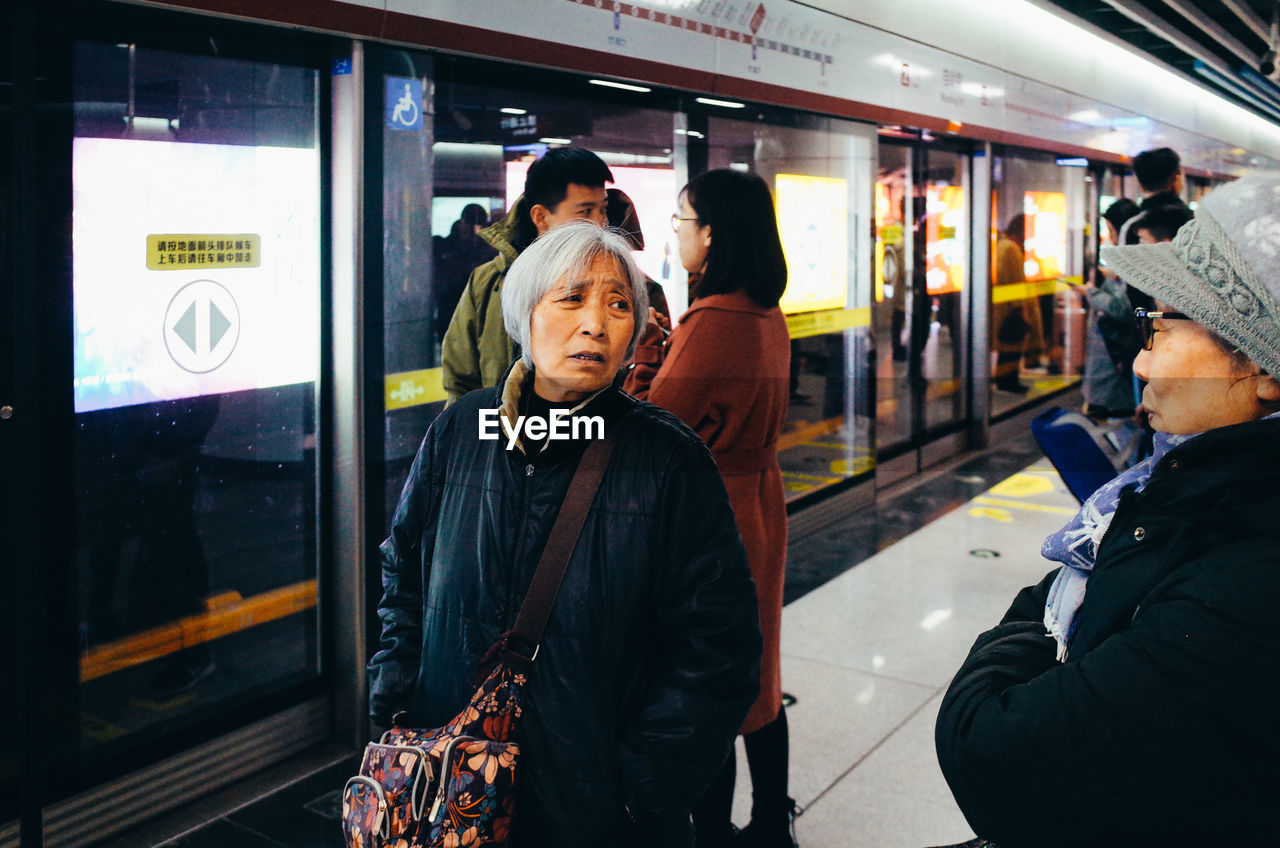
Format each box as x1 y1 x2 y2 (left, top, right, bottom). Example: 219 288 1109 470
386 77 423 131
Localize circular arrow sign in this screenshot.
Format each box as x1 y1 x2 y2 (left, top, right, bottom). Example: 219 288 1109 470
163 279 240 374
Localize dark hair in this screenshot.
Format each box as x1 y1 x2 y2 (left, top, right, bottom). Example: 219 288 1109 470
1005 213 1026 246
1133 204 1194 242
683 169 787 307
1102 198 1140 233
513 148 613 247
606 187 644 250
460 203 488 229
1132 147 1181 193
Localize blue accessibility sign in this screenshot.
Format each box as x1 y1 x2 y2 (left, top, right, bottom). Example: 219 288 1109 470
386 77 423 131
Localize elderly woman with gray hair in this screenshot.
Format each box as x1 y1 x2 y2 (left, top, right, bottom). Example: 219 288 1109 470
934 172 1280 848
369 220 761 847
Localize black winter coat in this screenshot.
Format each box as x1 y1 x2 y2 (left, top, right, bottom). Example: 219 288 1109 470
936 417 1280 847
368 381 762 847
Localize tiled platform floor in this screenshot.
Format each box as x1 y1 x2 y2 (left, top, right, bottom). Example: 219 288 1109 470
759 458 1079 845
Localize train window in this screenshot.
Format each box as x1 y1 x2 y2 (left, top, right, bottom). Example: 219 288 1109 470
70 39 321 763
703 114 877 501
990 147 1087 416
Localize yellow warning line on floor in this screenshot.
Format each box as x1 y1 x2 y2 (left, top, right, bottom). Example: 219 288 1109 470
782 470 843 484
779 416 842 451
79 579 318 683
972 496 1077 516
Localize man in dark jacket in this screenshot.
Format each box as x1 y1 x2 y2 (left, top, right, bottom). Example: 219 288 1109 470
1118 146 1191 246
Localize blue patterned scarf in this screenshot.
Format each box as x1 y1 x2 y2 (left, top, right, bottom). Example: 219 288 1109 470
1040 429 1197 660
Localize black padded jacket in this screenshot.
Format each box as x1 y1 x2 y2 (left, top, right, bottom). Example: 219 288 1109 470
936 416 1280 847
368 381 762 847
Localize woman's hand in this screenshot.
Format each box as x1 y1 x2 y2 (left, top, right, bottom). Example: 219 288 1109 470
649 307 671 336
638 307 670 348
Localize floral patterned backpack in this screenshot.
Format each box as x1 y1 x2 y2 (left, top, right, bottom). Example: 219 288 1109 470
341 427 622 848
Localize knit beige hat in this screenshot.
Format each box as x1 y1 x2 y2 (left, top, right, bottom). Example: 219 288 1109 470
1101 171 1280 375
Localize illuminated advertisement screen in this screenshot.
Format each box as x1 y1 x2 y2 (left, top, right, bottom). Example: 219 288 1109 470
925 184 965 295
73 138 320 413
1023 190 1067 281
774 173 848 314
504 160 678 286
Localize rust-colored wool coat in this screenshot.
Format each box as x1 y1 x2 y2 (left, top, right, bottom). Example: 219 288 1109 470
625 290 790 733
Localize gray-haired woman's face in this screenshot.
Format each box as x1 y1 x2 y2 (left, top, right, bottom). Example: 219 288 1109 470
528 253 636 403
1133 304 1280 433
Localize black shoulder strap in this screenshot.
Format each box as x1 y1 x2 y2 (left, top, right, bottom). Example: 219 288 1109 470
500 411 629 670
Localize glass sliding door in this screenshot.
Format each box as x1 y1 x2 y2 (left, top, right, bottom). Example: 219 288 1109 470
70 36 323 779
873 142 913 453
873 139 971 460
704 111 876 502
920 147 968 435
989 147 1087 417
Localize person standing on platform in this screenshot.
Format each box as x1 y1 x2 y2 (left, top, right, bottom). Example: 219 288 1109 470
372 222 761 846
1082 198 1140 420
441 147 612 403
1118 147 1190 247
607 186 671 321
992 214 1040 394
934 171 1280 847
1131 203 1193 245
433 202 497 344
626 169 796 848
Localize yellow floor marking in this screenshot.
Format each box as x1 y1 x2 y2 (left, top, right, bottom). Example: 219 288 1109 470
830 456 876 476
968 507 1013 523
80 579 317 682
81 713 129 742
782 470 843 484
972 496 1077 515
804 441 871 451
988 473 1056 497
779 417 843 451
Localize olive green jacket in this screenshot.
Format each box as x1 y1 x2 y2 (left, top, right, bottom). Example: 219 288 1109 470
440 203 524 402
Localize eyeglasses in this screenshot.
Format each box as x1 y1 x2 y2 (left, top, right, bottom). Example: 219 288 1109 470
670 213 699 233
1134 308 1190 350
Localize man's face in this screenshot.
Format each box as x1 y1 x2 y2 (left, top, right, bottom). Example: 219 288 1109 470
531 183 608 235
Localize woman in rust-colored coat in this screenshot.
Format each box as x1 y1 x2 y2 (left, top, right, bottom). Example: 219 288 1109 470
625 169 795 848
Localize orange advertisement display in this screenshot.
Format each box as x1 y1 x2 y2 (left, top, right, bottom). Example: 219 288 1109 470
1023 190 1067 281
925 183 965 295
775 173 849 315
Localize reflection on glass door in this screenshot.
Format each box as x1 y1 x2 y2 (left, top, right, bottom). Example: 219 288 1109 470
873 143 912 452
706 113 876 502
873 142 969 456
921 149 967 434
71 41 321 776
990 149 1087 417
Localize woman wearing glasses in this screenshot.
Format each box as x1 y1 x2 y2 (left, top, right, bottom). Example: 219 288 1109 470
934 172 1280 847
627 169 795 848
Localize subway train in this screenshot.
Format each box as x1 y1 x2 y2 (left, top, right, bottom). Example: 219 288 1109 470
4 0 1279 845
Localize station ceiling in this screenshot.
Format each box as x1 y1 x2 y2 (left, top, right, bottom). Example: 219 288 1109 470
1044 0 1280 124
